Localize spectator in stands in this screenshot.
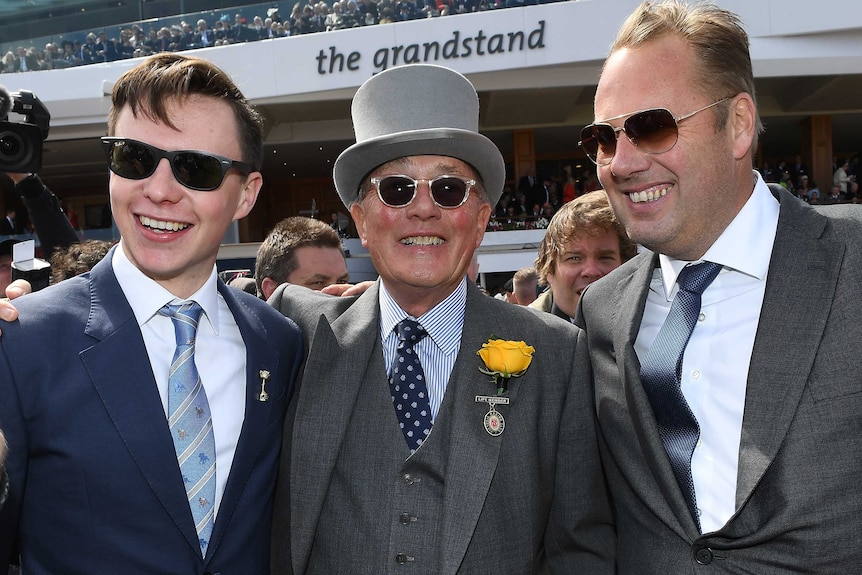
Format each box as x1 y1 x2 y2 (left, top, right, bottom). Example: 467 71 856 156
213 18 232 43
343 0 362 27
13 46 40 72
60 41 81 67
833 159 852 198
823 183 843 204
80 33 99 65
311 3 329 32
178 21 195 49
562 165 577 203
42 42 62 68
151 27 173 52
252 15 268 38
326 2 346 30
0 51 14 73
359 0 379 25
194 18 213 47
795 174 812 201
379 6 395 23
94 31 111 62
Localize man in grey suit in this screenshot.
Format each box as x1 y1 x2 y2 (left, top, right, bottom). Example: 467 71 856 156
268 63 615 573
576 1 862 572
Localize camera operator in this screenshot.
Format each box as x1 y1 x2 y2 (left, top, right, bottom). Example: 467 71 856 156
4 171 78 260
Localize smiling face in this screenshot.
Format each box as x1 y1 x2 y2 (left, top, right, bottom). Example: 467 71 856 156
546 227 622 318
350 155 491 316
594 34 756 261
110 95 261 298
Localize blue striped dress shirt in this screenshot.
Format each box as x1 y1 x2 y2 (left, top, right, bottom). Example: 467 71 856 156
379 278 467 421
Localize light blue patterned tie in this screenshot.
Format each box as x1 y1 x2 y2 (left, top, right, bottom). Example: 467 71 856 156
160 302 216 555
389 319 433 453
640 261 722 532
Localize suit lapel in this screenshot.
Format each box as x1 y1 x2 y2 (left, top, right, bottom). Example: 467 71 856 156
440 284 526 575
735 192 838 508
81 256 202 554
206 282 284 557
614 253 701 539
290 283 382 572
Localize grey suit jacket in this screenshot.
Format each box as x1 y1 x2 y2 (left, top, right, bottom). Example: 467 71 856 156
577 188 862 573
269 280 615 574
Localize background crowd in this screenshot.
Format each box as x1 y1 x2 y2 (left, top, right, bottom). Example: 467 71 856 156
758 153 861 205
0 0 566 73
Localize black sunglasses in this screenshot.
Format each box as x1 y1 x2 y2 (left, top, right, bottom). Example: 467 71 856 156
578 97 730 166
100 137 254 191
369 174 476 209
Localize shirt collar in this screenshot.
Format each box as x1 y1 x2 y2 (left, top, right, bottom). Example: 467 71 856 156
112 240 221 333
379 278 467 355
657 171 779 299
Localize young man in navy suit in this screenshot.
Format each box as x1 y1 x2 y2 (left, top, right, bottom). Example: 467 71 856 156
0 54 303 573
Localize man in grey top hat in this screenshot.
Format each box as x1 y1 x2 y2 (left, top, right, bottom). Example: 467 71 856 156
268 64 614 573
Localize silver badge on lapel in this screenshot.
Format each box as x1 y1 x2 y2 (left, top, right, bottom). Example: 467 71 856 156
258 369 271 402
475 395 509 437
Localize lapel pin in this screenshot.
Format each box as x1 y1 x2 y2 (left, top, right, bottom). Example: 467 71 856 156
258 369 271 402
475 395 509 437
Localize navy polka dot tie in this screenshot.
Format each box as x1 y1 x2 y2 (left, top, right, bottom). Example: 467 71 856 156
389 318 433 453
640 261 722 531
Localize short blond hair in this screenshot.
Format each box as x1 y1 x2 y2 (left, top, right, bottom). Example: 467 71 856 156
609 1 763 146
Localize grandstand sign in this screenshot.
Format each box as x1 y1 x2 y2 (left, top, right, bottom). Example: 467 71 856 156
315 20 546 75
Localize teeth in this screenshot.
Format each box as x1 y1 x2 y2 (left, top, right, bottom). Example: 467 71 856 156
401 236 444 246
139 215 190 232
629 187 669 204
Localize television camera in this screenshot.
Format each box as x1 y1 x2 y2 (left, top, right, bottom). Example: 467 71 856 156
0 85 50 173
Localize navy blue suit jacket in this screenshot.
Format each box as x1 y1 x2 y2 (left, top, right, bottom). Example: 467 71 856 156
0 251 303 574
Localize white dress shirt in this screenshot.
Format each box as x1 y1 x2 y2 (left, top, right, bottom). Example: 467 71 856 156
112 243 247 517
635 173 779 533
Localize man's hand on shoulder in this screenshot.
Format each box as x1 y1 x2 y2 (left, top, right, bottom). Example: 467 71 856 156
320 280 374 297
0 279 31 331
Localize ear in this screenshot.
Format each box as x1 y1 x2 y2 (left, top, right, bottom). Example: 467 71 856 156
261 276 279 300
729 93 756 161
350 202 369 248
232 171 263 221
474 202 492 249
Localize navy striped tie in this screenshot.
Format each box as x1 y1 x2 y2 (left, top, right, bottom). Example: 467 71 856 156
640 262 722 531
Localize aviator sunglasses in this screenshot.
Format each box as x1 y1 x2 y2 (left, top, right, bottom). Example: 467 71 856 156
369 174 476 208
101 137 254 191
578 97 731 166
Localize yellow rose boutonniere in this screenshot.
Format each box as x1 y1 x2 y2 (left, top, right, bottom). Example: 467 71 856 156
477 336 536 395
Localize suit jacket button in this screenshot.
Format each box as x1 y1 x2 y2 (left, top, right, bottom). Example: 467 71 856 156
399 512 412 524
395 553 415 564
694 547 714 565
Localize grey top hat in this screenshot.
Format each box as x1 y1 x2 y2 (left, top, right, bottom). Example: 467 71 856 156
333 64 505 208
